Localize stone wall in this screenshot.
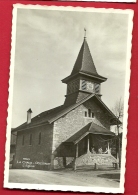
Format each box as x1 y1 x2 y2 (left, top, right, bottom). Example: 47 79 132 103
13 124 53 170
52 99 112 168
83 101 112 130
53 105 86 154
76 152 117 166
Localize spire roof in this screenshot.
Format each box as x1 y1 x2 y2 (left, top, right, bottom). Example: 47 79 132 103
71 38 98 76
62 38 107 83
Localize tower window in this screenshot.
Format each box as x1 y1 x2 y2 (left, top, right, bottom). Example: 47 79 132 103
85 111 87 117
88 109 95 118
22 135 24 146
81 80 86 90
38 132 41 145
29 134 32 145
88 109 91 117
95 83 100 94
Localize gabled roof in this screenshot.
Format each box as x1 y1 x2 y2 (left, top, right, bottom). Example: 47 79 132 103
13 105 64 132
47 94 121 124
13 94 121 132
62 38 107 83
64 122 115 145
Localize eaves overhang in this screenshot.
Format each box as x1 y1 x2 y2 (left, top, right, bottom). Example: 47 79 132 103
48 94 121 125
62 71 107 84
12 121 50 133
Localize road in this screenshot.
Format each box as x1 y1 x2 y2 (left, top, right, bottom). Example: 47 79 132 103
9 168 120 188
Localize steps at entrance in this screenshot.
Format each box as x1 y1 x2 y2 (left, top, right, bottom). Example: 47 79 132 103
76 152 117 167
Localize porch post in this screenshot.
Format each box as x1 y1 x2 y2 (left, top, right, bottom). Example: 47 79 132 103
87 134 90 153
107 142 110 154
73 143 78 171
116 153 119 169
76 143 78 158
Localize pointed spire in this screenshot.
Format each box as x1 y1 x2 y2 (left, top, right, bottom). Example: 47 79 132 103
62 34 107 84
71 38 98 76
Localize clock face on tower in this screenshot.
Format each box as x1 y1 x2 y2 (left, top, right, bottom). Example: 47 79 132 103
86 81 94 92
81 80 95 92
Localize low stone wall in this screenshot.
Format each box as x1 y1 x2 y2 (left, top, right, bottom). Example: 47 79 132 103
53 153 117 169
53 157 64 169
76 152 117 166
54 157 74 169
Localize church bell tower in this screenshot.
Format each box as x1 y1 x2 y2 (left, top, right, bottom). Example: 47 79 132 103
62 31 107 106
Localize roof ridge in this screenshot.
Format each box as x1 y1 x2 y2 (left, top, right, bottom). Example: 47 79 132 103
14 104 64 130
34 105 63 117
94 94 121 124
77 93 93 104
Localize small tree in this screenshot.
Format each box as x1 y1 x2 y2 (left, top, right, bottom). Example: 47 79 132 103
112 97 124 168
113 97 123 117
112 97 124 134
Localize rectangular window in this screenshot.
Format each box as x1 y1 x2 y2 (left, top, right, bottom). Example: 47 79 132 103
29 134 32 145
85 111 87 117
22 135 24 145
88 109 91 117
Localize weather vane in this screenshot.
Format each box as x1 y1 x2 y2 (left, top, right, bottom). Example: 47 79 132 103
84 28 86 39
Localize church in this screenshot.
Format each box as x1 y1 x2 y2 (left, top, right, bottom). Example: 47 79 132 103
11 34 121 170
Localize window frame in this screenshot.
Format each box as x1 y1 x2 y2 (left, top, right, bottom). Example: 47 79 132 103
92 112 95 118
22 135 24 146
29 134 32 145
88 109 91 117
85 111 87 117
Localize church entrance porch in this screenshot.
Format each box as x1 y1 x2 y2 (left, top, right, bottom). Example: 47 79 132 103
56 122 119 170
73 134 118 171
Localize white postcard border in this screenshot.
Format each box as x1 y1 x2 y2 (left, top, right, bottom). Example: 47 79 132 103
4 4 134 194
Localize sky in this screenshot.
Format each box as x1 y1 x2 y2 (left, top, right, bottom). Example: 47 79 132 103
11 7 129 127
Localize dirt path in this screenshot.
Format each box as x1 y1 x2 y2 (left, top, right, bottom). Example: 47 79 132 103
9 169 120 188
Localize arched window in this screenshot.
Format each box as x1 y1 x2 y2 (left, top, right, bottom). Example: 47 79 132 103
38 132 41 145
29 134 32 145
22 135 24 145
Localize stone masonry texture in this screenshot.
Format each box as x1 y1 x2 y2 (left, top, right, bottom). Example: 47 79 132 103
13 124 53 170
52 99 112 168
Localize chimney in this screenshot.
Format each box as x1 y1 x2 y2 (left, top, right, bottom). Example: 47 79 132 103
27 108 32 124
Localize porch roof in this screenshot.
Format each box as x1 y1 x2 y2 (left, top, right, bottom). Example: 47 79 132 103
64 122 115 144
